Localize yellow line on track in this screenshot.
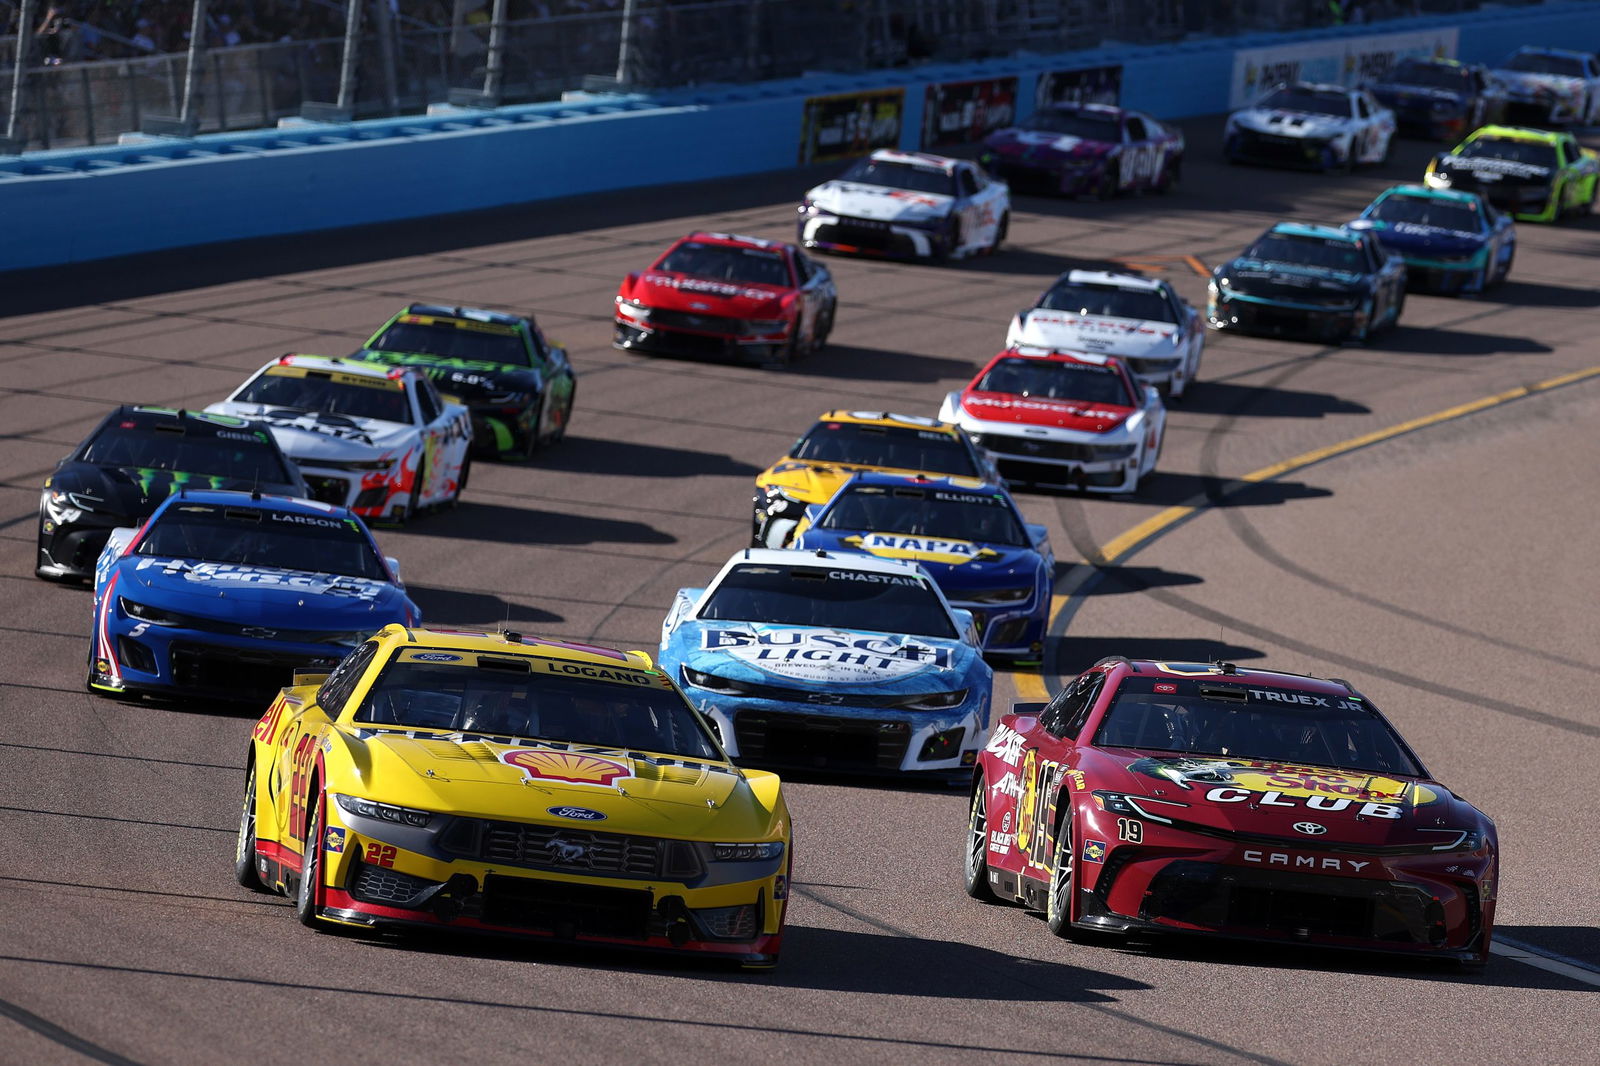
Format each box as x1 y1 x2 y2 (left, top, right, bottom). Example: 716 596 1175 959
1014 364 1600 701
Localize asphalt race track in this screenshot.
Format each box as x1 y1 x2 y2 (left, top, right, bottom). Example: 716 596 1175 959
2 116 1598 1065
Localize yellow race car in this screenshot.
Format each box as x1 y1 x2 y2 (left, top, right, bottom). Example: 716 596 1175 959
752 410 998 548
236 625 791 968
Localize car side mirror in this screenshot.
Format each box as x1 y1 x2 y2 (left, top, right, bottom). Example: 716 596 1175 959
385 556 403 587
1145 384 1162 408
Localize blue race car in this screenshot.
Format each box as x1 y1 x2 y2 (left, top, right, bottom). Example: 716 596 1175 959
1367 57 1505 141
659 548 993 780
1208 222 1407 344
89 489 417 703
790 472 1053 661
1346 184 1516 296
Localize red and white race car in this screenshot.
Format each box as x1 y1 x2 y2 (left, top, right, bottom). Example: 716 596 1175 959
1005 270 1204 398
938 348 1165 494
614 231 838 368
206 354 471 523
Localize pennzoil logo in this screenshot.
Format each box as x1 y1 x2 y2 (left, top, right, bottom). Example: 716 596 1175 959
500 748 633 787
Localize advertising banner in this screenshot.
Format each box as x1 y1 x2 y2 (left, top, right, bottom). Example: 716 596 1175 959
921 77 1019 149
800 89 906 164
1229 28 1460 109
1035 65 1123 110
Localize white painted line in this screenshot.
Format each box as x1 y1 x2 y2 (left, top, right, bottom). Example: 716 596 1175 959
1491 937 1600 987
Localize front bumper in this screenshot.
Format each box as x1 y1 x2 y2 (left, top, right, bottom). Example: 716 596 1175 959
1394 252 1488 295
1208 291 1364 342
297 463 408 521
982 156 1101 196
37 513 122 580
965 429 1141 494
946 595 1047 658
614 310 793 364
1226 128 1339 170
798 213 949 261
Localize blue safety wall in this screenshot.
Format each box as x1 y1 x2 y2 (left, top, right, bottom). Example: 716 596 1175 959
1 2 1594 272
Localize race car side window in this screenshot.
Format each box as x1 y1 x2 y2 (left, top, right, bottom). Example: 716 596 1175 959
958 169 979 197
1040 672 1105 740
1356 95 1370 119
317 640 381 715
1125 117 1148 142
793 252 812 284
415 380 442 425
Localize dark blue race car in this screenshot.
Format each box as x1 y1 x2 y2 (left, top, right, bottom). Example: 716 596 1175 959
792 472 1053 660
1368 57 1505 141
1347 184 1516 295
89 490 417 703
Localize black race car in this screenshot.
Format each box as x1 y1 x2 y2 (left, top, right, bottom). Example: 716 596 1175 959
37 405 307 582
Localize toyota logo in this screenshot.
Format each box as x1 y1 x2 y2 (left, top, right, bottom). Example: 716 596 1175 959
1293 822 1328 836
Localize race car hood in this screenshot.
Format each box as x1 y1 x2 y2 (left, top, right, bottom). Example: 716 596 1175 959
355 348 542 405
1491 70 1585 102
623 270 789 317
758 459 966 505
1434 153 1552 187
1346 218 1484 257
1230 108 1349 140
1370 82 1470 108
982 127 1116 163
206 403 412 459
51 460 302 524
960 389 1134 433
805 180 954 223
797 528 1039 587
115 555 406 625
676 621 974 688
1011 310 1180 360
1217 257 1367 300
1082 748 1477 848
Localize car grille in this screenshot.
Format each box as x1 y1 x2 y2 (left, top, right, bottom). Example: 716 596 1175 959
975 435 1134 462
350 861 437 906
168 641 341 694
302 475 351 506
644 308 751 335
481 873 653 939
1234 128 1323 166
812 218 917 255
712 676 945 709
438 818 701 881
734 711 910 771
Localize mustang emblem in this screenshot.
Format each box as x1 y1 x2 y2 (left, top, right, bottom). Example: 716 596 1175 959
550 837 591 863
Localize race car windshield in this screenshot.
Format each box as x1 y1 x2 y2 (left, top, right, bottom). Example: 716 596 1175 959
839 158 956 196
819 486 1027 546
353 662 722 760
1389 59 1472 89
1369 195 1483 233
1502 52 1585 77
1258 87 1352 117
1021 109 1121 140
698 564 957 639
1456 139 1558 168
235 371 411 424
791 422 979 476
1093 677 1423 777
81 425 292 483
1038 280 1176 322
973 357 1134 406
369 321 531 368
133 507 388 580
656 241 792 287
1246 233 1366 273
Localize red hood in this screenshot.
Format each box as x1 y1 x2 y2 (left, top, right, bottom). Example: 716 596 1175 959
629 271 789 315
962 389 1133 433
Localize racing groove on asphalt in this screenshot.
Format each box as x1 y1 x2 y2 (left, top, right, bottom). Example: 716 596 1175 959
2 116 1598 1064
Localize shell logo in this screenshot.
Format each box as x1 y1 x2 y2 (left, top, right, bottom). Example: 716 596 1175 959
501 748 633 787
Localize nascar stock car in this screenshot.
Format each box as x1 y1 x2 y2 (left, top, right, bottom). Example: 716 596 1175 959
37 405 306 583
1346 185 1516 295
613 231 838 368
797 149 1010 262
1208 222 1407 343
659 548 993 779
357 304 576 460
1224 82 1395 172
977 103 1184 198
1367 57 1506 141
963 658 1498 966
205 355 472 524
1425 125 1598 223
1489 46 1600 127
937 348 1166 494
1004 270 1204 399
238 627 791 969
751 410 998 549
89 490 417 702
790 473 1053 661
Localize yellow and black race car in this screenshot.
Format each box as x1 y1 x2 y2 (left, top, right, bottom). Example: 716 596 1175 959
752 410 997 548
237 625 791 968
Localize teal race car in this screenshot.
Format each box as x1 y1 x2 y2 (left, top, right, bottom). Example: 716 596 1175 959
1346 185 1516 296
355 305 576 459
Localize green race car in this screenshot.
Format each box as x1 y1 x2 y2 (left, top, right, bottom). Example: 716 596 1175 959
1424 124 1598 222
355 304 576 459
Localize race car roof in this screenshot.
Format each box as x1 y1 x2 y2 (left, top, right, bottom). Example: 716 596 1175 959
110 405 268 436
840 470 1006 495
272 353 410 384
1505 45 1592 60
1375 183 1483 206
998 345 1116 367
724 546 933 580
370 622 658 672
1462 124 1564 145
161 487 354 518
869 148 960 172
682 230 794 253
1271 221 1360 243
1120 659 1360 697
402 303 528 328
813 409 964 435
1061 269 1163 291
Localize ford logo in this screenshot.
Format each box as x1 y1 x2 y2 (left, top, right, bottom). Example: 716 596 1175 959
547 806 606 821
1293 821 1328 836
412 652 462 662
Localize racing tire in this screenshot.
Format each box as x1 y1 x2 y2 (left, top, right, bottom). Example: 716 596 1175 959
1350 298 1376 345
449 455 470 507
812 303 835 353
1044 816 1081 939
235 764 268 892
1095 169 1119 202
1388 289 1406 331
542 384 575 448
988 212 1009 255
1154 159 1181 193
962 785 1000 903
295 788 328 929
1493 246 1515 288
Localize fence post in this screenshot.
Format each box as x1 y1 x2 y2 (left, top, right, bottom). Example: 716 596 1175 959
82 64 95 144
178 0 208 129
616 0 638 86
4 0 37 150
336 0 365 112
374 0 400 115
482 0 507 101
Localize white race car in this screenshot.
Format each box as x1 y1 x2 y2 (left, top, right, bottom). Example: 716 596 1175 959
205 354 472 523
1004 270 1204 399
1491 47 1600 126
798 149 1010 262
1225 82 1395 172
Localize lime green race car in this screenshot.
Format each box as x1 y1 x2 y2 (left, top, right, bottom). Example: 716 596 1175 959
1424 124 1598 222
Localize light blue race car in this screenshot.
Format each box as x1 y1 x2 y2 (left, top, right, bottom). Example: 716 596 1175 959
659 548 993 780
791 472 1053 661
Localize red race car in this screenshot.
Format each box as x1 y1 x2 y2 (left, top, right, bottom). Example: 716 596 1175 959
614 231 838 368
964 658 1498 966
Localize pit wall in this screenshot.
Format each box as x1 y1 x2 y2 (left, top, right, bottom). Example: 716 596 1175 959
2 2 1594 272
